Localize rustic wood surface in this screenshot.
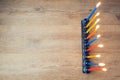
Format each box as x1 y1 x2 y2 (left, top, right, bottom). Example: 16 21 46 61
0 0 120 80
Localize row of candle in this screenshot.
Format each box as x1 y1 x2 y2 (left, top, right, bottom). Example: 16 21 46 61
83 1 107 72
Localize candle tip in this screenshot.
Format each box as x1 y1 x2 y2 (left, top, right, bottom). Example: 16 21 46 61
96 54 101 58
98 44 104 48
96 18 100 23
97 34 101 38
96 25 100 30
96 12 100 16
96 2 101 8
102 68 107 71
99 63 105 66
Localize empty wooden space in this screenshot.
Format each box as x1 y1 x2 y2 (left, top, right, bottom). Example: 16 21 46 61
0 0 120 80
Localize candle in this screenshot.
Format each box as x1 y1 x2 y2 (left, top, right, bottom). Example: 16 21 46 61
87 2 101 20
86 12 100 28
86 25 100 39
102 68 107 71
86 62 105 66
86 44 104 52
88 67 107 71
98 63 106 66
86 54 101 58
87 34 101 45
86 18 100 33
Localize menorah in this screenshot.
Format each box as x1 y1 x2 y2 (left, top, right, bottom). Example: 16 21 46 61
81 2 107 73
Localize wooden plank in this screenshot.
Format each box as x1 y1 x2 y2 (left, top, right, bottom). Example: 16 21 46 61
0 0 120 80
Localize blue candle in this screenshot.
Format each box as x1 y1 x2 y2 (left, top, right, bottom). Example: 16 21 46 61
87 37 98 45
86 61 97 66
86 61 105 66
87 34 101 45
87 62 105 66
87 2 101 20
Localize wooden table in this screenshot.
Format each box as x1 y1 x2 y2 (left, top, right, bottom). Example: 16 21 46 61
0 0 120 80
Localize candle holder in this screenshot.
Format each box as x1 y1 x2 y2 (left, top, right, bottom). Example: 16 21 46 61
81 1 107 74
81 18 104 73
81 18 91 73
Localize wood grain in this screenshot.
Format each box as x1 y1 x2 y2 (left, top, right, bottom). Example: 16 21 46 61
0 0 120 80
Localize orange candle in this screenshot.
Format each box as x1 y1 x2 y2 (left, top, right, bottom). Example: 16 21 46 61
86 25 100 39
86 44 103 52
86 46 97 52
88 68 102 71
88 68 107 71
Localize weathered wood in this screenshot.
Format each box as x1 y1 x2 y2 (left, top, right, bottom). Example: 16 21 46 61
0 0 120 80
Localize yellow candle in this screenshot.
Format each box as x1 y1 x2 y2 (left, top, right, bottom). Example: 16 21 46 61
86 18 100 33
86 12 100 28
86 54 101 58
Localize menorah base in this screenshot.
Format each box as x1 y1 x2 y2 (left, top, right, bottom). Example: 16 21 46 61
81 18 91 74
